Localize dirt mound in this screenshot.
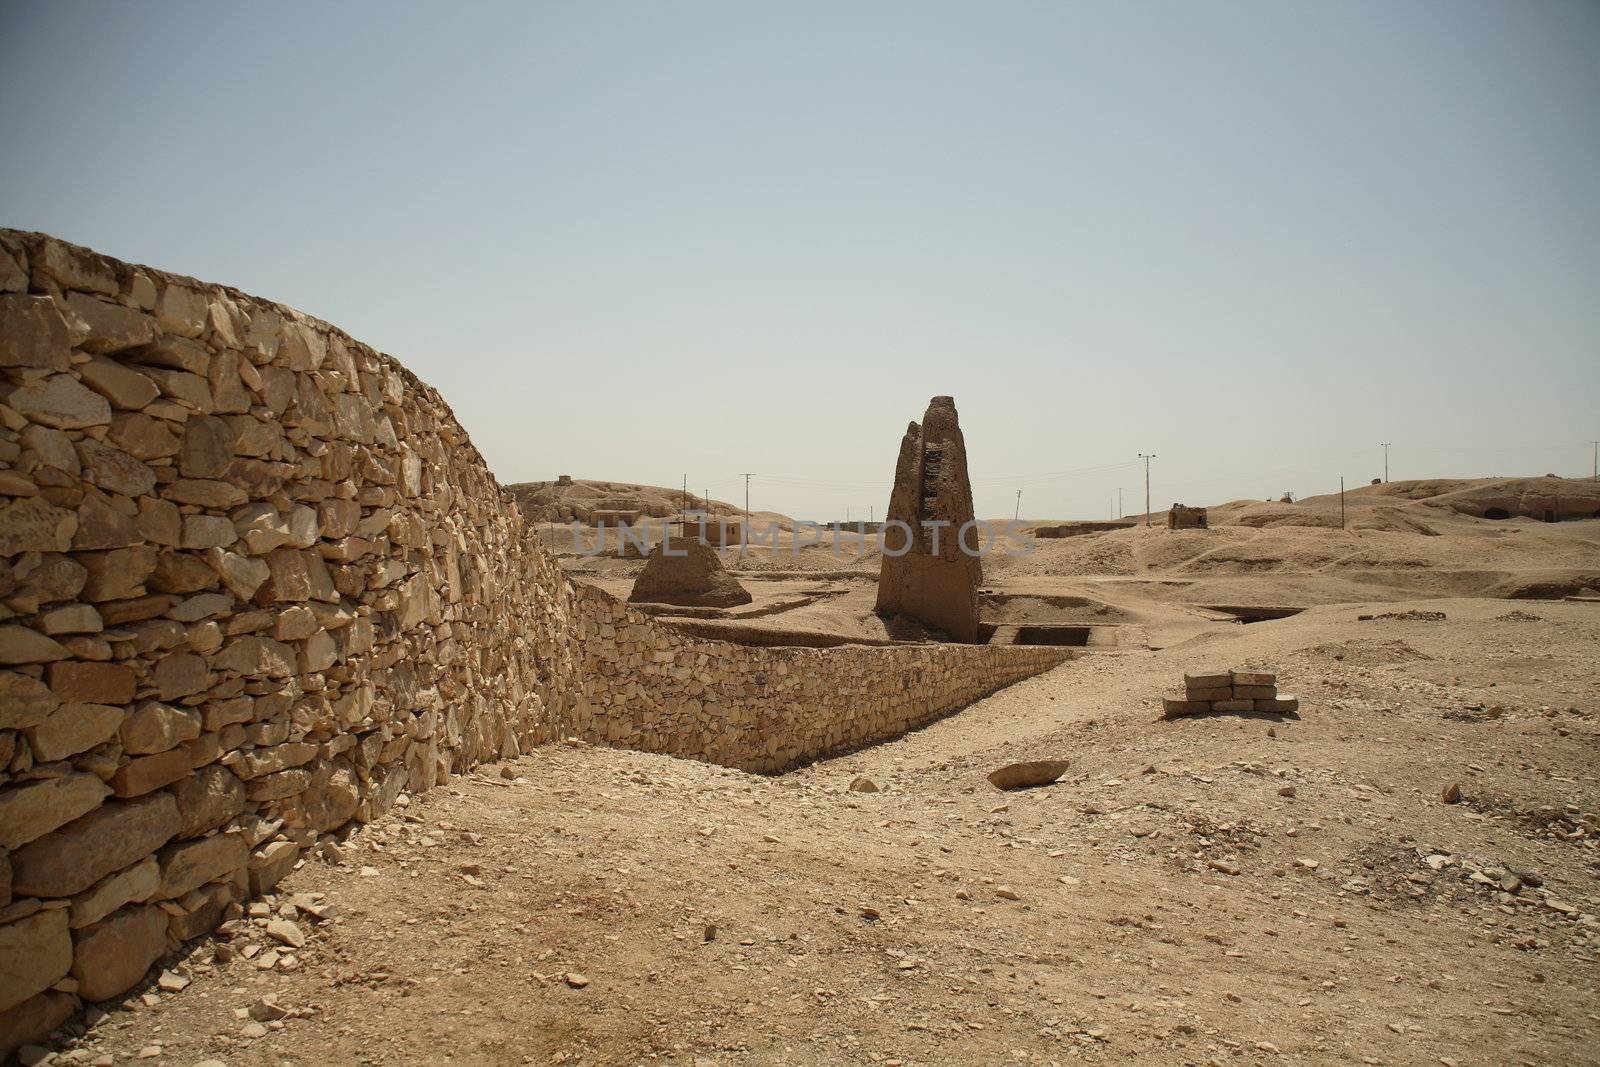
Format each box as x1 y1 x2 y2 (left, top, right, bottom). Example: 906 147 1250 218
1344 476 1600 522
511 478 798 532
629 537 753 607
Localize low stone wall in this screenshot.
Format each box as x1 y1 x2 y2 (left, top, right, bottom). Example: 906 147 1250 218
564 585 1068 772
0 230 1068 1048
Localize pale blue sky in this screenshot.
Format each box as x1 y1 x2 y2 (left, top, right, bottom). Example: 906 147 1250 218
3 1 1596 520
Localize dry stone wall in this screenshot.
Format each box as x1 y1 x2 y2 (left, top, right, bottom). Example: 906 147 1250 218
0 230 1069 1045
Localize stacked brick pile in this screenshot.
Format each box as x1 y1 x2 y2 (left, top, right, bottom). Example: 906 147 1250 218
0 229 1072 1049
1162 668 1298 717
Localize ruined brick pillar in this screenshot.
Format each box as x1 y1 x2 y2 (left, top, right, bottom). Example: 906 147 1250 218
874 396 983 642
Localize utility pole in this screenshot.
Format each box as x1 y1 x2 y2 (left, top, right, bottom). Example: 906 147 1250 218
1014 490 1022 521
1591 441 1598 481
1381 443 1391 483
742 474 752 518
1340 476 1346 530
682 474 687 517
1117 487 1123 519
1137 454 1156 527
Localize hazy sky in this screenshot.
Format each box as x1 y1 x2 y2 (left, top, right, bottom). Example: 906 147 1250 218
3 1 1596 520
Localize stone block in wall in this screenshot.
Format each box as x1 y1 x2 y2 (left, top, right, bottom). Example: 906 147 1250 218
9 792 180 899
67 855 159 930
78 545 158 601
155 832 247 899
120 701 202 755
0 907 72 1013
171 764 247 839
24 702 123 763
0 623 69 665
0 670 61 729
0 294 73 370
45 660 134 705
0 990 78 1059
167 880 235 941
248 840 300 895
0 773 111 851
70 902 167 1002
110 748 192 798
8 374 111 430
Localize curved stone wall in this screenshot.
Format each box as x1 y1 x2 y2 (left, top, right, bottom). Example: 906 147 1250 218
0 230 1068 1047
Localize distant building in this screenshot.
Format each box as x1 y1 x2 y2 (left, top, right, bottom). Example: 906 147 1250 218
1168 504 1208 530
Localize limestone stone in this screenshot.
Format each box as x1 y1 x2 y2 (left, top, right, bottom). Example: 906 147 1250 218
205 549 270 600
142 365 212 411
0 497 77 555
8 373 113 430
300 629 337 672
31 237 119 295
167 880 234 941
0 670 61 729
0 625 69 665
47 660 135 703
63 296 155 357
146 553 215 598
24 703 123 762
168 592 233 623
134 333 208 374
207 350 252 414
171 765 247 839
164 478 247 509
178 415 234 478
67 855 159 929
121 702 202 754
155 284 209 338
213 634 295 677
37 604 103 634
279 761 360 831
10 792 179 898
231 503 291 554
318 497 361 539
180 514 236 550
155 831 247 899
0 295 72 371
77 354 160 411
19 554 89 603
281 321 327 370
0 909 71 1014
20 423 79 475
0 990 77 1057
78 546 158 601
136 496 182 547
151 652 212 700
70 903 168 1002
109 748 191 797
0 242 22 291
285 504 319 548
0 773 111 850
70 492 142 551
248 840 300 895
107 412 179 460
234 741 317 779
76 438 157 498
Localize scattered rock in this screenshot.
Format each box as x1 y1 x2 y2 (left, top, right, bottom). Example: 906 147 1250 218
986 759 1070 791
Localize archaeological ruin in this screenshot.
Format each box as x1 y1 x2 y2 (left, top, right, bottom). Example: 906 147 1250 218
874 396 984 643
628 537 752 608
0 231 1072 1047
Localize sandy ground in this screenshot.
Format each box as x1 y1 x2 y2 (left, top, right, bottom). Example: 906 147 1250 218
46 597 1600 1067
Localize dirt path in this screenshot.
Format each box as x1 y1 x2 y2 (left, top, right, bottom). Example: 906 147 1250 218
38 599 1600 1067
